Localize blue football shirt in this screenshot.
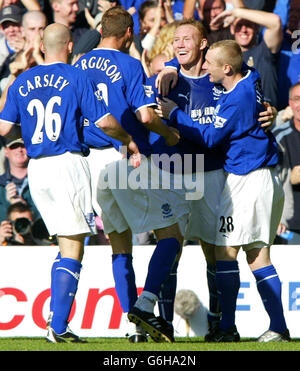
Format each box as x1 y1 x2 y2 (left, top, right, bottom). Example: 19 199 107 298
0 62 111 158
75 48 156 157
171 69 279 175
149 71 224 172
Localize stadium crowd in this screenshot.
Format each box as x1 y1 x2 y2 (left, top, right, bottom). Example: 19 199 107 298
0 0 299 344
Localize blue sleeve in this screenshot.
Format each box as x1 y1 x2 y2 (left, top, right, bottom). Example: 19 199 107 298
0 83 20 124
125 61 156 111
171 103 238 148
273 0 290 30
165 57 180 71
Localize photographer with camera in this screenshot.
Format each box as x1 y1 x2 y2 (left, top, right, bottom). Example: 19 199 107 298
0 201 55 245
0 201 35 245
0 126 40 222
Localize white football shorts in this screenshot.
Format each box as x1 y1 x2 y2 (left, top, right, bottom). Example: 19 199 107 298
215 167 284 249
28 152 96 237
98 157 192 235
86 147 122 218
185 168 226 244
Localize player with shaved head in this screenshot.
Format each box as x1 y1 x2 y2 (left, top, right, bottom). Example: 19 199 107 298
0 22 140 343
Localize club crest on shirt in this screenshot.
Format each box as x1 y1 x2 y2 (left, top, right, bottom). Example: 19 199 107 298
85 212 96 229
161 203 173 218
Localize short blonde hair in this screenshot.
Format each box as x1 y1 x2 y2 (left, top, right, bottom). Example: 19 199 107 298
209 40 243 73
175 19 207 42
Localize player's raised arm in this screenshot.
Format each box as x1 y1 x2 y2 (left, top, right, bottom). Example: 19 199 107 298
158 95 235 148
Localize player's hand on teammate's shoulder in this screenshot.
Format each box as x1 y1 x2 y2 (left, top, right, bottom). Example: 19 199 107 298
156 68 178 97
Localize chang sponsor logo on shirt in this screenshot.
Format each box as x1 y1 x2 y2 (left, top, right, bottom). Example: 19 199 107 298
190 106 214 124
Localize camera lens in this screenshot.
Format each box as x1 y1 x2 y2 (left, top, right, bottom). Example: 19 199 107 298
13 218 32 235
32 218 50 240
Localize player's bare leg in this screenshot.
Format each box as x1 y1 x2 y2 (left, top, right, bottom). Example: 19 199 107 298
58 234 86 261
246 245 271 271
109 229 132 254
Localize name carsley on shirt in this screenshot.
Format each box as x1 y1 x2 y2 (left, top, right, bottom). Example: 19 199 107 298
18 74 70 97
75 57 122 83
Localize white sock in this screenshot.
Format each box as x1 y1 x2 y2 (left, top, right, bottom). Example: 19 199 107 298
135 291 158 313
123 312 146 336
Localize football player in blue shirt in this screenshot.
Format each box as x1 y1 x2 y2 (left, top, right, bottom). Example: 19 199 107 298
0 23 140 343
148 19 225 340
75 6 188 343
151 19 277 342
158 39 290 342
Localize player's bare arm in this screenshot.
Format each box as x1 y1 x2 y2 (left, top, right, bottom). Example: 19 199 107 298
157 94 276 128
136 106 180 146
96 114 141 167
0 121 14 137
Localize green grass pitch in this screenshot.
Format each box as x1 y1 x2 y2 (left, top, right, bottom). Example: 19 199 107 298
1 336 299 351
